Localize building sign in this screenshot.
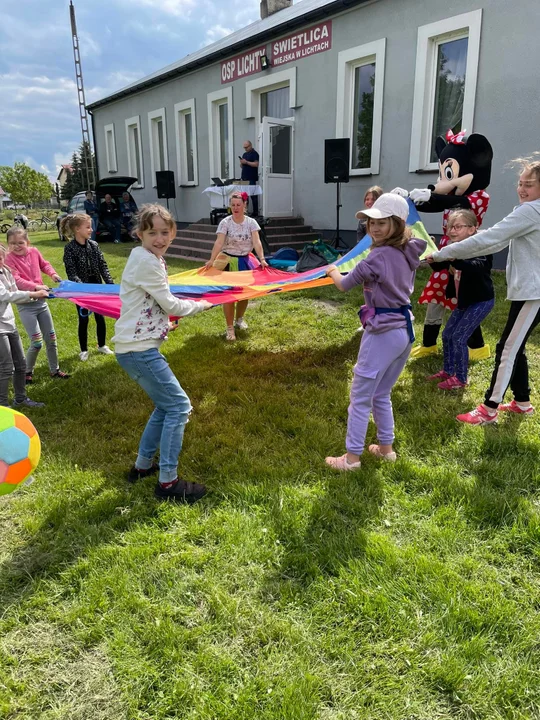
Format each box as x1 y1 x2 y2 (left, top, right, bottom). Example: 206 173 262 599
271 20 332 67
221 46 267 83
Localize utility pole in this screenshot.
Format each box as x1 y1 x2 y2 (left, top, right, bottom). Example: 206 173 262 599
69 1 96 189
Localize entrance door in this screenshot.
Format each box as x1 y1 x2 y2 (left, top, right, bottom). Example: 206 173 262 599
261 117 294 217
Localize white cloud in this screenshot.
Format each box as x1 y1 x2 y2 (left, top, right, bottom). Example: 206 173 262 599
203 24 234 47
117 0 196 17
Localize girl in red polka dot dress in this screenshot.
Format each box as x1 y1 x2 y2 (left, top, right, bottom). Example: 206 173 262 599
393 130 494 360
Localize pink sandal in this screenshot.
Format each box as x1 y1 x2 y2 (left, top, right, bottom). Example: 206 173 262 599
368 445 397 462
325 454 361 471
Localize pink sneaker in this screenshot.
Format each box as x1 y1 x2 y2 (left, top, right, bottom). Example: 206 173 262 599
427 370 450 381
457 405 498 425
499 400 535 415
438 375 468 390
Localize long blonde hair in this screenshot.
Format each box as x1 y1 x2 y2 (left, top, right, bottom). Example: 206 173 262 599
366 216 411 249
508 153 540 183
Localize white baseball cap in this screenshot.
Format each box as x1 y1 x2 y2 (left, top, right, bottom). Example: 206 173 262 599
356 193 409 221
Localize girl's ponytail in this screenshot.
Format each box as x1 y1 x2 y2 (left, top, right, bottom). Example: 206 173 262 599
60 213 90 239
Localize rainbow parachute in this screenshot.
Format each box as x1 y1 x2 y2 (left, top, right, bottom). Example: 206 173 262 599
53 200 435 318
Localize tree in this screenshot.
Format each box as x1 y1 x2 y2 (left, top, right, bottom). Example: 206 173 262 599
60 143 96 202
78 140 96 190
0 162 54 208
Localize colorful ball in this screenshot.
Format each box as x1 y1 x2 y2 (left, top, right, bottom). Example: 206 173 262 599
0 406 41 495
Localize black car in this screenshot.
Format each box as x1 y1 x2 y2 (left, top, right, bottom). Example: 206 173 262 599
57 175 138 241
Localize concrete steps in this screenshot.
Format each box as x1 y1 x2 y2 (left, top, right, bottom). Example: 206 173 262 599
167 216 319 262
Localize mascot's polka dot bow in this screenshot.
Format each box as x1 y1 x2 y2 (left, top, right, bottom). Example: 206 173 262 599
446 129 467 145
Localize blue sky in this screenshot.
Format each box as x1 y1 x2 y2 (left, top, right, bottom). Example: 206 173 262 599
0 0 260 184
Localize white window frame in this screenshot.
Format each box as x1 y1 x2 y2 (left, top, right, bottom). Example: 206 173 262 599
104 123 117 173
207 87 234 181
125 116 144 188
174 99 198 187
148 108 168 187
335 39 386 176
245 67 298 126
409 10 482 172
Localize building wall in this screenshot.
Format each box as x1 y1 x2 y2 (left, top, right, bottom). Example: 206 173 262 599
92 0 540 248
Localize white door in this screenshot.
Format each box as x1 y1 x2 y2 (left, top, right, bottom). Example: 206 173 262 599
261 117 294 217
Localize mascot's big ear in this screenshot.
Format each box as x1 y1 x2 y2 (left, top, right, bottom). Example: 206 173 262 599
435 136 447 159
466 134 494 168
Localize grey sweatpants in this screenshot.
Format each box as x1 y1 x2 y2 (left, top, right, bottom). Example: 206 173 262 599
0 329 26 406
18 300 59 373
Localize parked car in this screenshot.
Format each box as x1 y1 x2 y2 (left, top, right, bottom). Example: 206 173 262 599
57 176 138 242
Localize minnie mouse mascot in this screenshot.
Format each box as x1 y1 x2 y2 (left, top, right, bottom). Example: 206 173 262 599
393 129 493 359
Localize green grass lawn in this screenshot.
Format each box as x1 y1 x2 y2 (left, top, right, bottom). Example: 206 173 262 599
1 232 539 719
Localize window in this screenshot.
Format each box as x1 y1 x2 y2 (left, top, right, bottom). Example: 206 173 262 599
245 67 297 125
352 62 376 170
335 39 386 175
207 87 233 180
125 116 144 188
261 86 290 119
148 108 168 187
429 36 468 162
104 123 117 173
409 10 482 172
174 99 198 186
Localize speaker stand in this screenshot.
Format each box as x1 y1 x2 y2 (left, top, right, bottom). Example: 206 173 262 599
166 197 170 212
332 182 348 253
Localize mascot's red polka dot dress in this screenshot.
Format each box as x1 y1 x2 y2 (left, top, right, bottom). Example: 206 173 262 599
419 189 489 309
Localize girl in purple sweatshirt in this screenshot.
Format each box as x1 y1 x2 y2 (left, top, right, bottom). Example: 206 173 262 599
325 194 426 470
6 228 69 383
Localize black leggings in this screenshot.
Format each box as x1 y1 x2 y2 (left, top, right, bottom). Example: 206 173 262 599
76 305 106 351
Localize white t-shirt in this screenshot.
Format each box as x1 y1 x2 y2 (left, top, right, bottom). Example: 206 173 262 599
216 215 260 256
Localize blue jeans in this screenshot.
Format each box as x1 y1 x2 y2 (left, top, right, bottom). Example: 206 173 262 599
443 299 495 383
116 348 192 483
103 217 121 242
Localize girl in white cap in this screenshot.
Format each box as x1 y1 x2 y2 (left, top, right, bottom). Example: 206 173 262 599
325 194 426 470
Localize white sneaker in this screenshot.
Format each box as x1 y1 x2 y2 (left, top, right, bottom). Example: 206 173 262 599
235 317 248 330
79 351 89 362
97 345 114 355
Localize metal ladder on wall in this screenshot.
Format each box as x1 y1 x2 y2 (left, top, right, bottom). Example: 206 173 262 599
69 1 96 190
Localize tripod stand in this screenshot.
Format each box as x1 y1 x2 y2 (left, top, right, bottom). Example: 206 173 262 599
332 181 349 252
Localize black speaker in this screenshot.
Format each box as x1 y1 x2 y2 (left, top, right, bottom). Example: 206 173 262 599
324 138 350 183
156 170 176 199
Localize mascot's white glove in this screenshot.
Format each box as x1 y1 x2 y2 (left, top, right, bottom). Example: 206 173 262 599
391 187 409 198
409 188 432 204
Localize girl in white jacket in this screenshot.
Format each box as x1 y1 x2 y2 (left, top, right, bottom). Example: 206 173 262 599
113 205 213 502
427 157 540 425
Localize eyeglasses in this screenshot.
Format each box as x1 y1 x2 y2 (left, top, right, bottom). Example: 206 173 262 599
449 224 474 231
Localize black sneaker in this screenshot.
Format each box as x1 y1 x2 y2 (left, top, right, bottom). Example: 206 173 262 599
154 478 207 504
127 463 159 483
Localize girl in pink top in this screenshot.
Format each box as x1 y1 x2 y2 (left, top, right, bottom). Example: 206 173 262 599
6 228 69 382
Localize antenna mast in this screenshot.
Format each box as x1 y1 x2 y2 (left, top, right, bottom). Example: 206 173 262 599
69 1 96 189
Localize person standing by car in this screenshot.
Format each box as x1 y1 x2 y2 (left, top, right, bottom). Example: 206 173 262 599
84 191 99 241
119 192 138 238
240 140 260 218
99 193 121 243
